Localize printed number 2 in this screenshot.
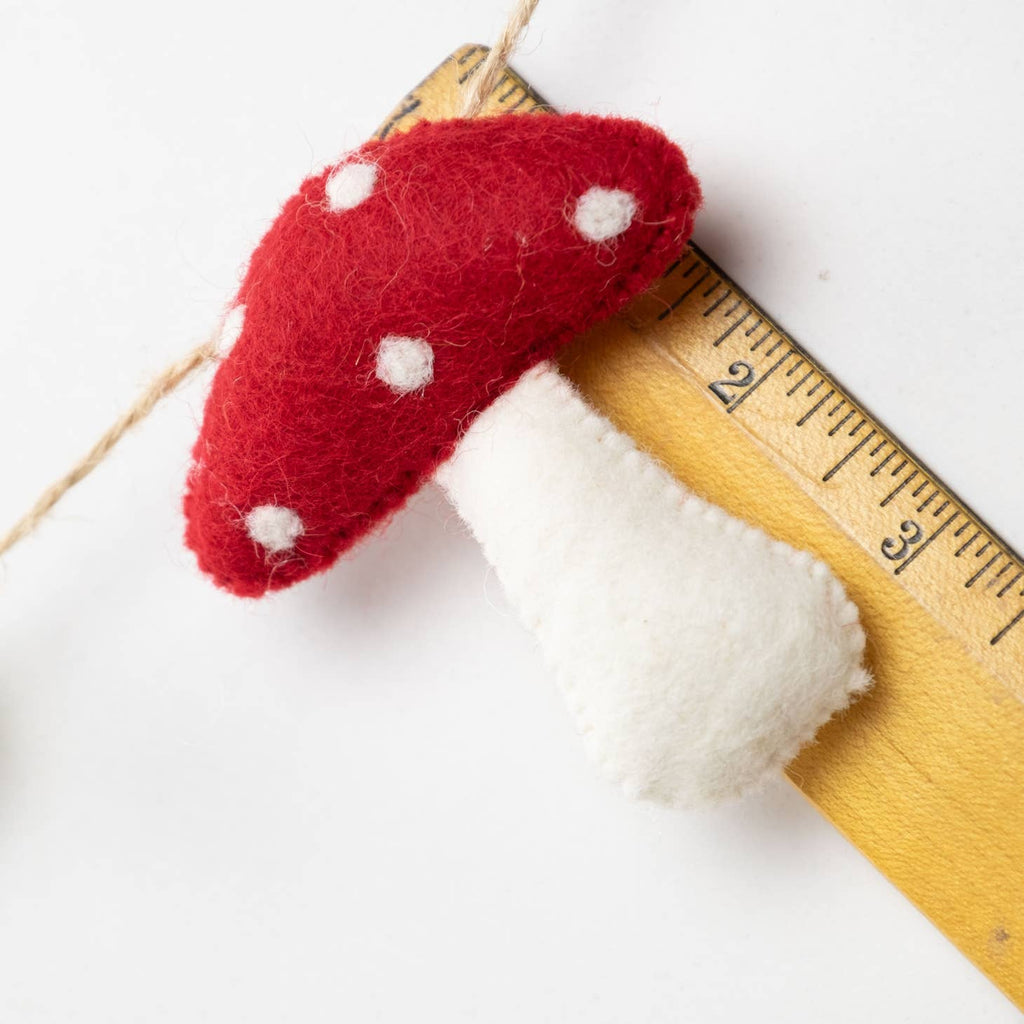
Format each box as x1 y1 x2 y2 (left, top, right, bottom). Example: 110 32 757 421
709 361 755 405
881 520 924 561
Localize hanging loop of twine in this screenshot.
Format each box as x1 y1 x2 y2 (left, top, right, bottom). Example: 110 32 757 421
0 0 540 562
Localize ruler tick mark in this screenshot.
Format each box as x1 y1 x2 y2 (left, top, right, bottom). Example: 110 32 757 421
786 359 806 377
749 329 775 352
849 419 868 436
955 532 981 557
703 289 732 317
377 98 423 139
991 609 1024 646
976 540 993 558
966 554 1001 588
806 380 825 397
658 270 712 320
828 410 856 436
988 563 1013 589
997 571 1024 598
787 371 814 396
722 299 742 317
457 56 488 84
823 430 877 482
911 481 930 498
890 459 908 477
894 512 961 575
711 309 751 342
917 491 939 512
869 439 888 457
797 389 835 426
702 280 722 298
744 317 764 337
764 339 785 356
881 469 919 507
932 500 950 518
682 260 702 278
828 400 848 417
871 450 897 475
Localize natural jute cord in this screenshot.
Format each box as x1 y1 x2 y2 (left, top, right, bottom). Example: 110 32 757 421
0 337 218 556
0 0 539 560
459 0 540 117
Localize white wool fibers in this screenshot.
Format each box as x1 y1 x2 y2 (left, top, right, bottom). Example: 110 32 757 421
437 363 870 807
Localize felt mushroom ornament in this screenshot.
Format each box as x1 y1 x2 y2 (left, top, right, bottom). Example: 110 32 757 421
186 113 869 806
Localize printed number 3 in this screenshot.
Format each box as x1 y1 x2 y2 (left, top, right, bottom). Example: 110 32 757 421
709 361 755 404
881 520 924 561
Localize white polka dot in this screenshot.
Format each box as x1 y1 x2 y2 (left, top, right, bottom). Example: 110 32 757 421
216 304 245 356
573 186 638 242
325 161 378 211
375 335 434 394
245 505 304 554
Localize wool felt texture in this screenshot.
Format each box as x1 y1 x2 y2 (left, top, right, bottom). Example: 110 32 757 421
185 114 701 597
436 363 871 806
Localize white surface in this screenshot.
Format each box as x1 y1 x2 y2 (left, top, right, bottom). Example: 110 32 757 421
439 363 868 806
0 1 1020 1020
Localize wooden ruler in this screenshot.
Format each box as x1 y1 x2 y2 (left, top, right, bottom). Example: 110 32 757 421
379 46 1024 1009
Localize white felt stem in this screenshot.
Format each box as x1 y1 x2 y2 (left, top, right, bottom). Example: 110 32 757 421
435 362 869 808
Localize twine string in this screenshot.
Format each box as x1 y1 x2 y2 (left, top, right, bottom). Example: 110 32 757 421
0 0 540 561
459 0 541 117
0 338 218 557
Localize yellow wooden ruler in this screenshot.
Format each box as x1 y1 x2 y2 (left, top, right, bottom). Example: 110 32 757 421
379 46 1024 1009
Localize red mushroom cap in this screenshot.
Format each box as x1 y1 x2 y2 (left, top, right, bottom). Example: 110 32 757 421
184 113 701 596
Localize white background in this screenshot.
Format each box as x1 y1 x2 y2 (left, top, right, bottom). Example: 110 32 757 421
0 0 1021 1020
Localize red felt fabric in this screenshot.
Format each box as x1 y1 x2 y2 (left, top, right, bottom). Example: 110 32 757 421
184 113 701 597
